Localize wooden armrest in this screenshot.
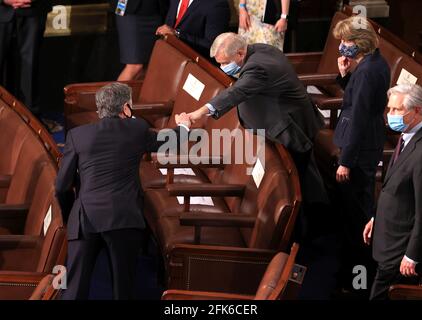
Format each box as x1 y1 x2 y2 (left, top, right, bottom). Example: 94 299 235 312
64 80 143 95
154 154 225 169
0 235 40 249
180 212 254 244
132 101 174 116
298 73 339 86
0 175 11 188
0 204 29 216
286 52 323 74
180 213 255 228
313 96 344 110
162 289 254 300
167 183 245 197
0 271 47 285
389 284 422 300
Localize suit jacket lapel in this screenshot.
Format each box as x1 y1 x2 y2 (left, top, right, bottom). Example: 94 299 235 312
176 0 201 28
383 128 422 186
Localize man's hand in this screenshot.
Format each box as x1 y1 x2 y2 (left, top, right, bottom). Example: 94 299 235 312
186 106 210 124
156 24 175 36
238 8 251 31
274 18 288 33
4 0 32 9
400 257 418 277
338 56 352 78
175 112 192 128
336 165 350 183
363 219 373 245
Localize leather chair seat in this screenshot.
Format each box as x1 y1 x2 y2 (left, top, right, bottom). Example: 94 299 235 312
144 188 230 224
157 216 246 255
140 161 210 189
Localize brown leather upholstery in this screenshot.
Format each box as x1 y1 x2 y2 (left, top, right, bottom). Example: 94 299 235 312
389 283 422 300
162 243 304 300
64 39 192 130
0 199 66 273
147 140 301 294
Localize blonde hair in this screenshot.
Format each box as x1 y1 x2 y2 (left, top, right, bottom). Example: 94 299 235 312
333 16 379 55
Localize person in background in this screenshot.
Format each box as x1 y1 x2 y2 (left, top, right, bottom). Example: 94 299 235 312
156 0 230 58
110 0 169 81
363 84 422 300
238 0 290 52
332 16 390 292
0 0 51 116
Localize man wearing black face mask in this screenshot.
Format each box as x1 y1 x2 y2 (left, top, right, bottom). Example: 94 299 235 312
56 83 191 300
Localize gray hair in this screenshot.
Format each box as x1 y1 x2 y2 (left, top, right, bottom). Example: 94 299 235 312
388 84 422 110
210 32 247 58
96 83 132 119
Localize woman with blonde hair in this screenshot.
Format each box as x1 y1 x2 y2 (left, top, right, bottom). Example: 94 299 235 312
332 16 390 293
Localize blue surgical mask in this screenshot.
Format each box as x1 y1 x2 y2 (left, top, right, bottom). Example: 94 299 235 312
221 61 241 76
387 114 408 132
339 43 360 59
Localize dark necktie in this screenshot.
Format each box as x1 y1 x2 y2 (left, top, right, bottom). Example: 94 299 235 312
391 134 404 165
174 0 190 28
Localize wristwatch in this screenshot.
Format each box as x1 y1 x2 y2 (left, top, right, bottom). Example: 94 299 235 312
280 13 288 20
174 29 181 38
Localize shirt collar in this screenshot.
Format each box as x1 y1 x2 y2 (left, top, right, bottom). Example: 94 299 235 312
402 120 422 147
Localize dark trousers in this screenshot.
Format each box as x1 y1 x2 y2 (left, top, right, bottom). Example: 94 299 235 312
61 228 143 300
0 13 47 115
337 165 378 288
371 263 421 300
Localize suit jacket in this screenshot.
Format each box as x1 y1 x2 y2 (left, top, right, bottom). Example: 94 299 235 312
0 0 52 23
109 0 168 17
333 49 390 169
209 43 328 204
209 43 324 154
373 127 422 266
55 117 188 240
165 0 230 57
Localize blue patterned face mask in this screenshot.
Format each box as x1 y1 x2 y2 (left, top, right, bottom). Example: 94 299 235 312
339 43 360 59
220 61 241 76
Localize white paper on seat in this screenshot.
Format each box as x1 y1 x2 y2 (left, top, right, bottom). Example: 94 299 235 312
252 158 265 188
177 196 214 206
307 85 324 95
44 205 52 236
397 68 418 85
159 168 196 176
183 74 205 101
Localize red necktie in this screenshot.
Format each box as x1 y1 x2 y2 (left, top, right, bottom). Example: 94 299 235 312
174 0 190 28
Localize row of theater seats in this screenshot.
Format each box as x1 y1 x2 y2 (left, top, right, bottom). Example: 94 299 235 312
288 5 422 199
64 35 305 298
0 88 66 300
62 7 421 298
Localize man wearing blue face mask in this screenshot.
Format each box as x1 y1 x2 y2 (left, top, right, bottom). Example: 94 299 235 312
331 17 390 293
179 32 329 242
363 84 422 300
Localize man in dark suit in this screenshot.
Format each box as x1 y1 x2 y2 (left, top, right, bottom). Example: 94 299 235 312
0 0 51 116
155 0 230 58
56 83 191 300
363 84 422 300
183 32 329 239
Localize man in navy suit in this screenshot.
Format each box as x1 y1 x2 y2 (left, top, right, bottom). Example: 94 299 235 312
156 0 230 57
56 83 191 300
0 0 52 116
